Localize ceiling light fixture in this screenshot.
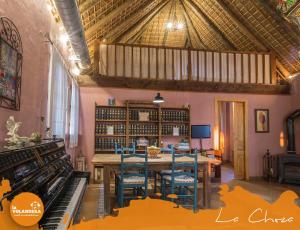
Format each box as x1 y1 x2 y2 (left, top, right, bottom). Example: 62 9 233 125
153 92 165 104
288 72 300 79
176 22 184 30
71 67 80 76
166 22 173 29
69 55 81 62
59 33 69 44
47 4 53 12
165 0 184 31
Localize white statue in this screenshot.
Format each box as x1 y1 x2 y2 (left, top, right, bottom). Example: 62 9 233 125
4 116 29 146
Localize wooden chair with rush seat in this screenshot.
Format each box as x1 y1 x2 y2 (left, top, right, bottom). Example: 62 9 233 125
116 148 148 207
161 149 198 212
155 145 183 192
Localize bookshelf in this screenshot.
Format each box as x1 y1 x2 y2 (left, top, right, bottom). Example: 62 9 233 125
94 102 191 153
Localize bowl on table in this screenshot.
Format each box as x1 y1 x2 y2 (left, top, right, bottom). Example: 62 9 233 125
147 146 161 158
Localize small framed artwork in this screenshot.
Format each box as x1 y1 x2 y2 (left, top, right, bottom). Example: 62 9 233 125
0 17 23 110
255 109 270 133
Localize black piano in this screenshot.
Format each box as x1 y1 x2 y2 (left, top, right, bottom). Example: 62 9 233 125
0 139 90 230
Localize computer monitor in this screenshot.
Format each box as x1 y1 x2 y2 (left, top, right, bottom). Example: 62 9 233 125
191 125 211 139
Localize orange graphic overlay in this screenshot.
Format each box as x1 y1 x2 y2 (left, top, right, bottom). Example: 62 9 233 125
70 185 300 230
0 179 300 230
10 192 44 227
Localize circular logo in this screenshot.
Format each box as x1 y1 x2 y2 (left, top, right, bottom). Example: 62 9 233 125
10 192 44 226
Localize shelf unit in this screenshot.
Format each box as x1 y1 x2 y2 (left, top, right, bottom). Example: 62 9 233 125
94 102 191 153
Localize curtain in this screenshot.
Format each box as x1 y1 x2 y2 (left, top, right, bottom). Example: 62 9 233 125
69 80 79 148
49 48 69 139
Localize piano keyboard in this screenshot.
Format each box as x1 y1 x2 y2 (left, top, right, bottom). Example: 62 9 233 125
40 177 87 230
0 140 90 230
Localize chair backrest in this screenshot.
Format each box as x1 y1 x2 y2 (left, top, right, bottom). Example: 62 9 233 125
120 148 148 183
114 143 123 154
115 143 136 154
160 144 174 154
171 148 198 185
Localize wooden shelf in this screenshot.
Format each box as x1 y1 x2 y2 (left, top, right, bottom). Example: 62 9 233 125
95 104 191 153
162 135 189 138
161 121 190 124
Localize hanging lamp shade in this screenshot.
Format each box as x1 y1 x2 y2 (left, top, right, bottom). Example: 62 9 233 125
153 93 164 104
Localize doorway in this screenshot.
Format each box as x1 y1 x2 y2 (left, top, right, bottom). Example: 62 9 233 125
215 99 248 180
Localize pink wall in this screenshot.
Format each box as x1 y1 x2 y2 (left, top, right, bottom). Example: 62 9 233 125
0 0 52 140
79 87 292 177
0 0 79 164
291 77 300 152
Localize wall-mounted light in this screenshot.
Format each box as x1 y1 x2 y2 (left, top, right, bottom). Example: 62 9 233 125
47 3 53 12
153 92 164 104
213 127 219 150
68 55 81 62
71 67 80 76
280 131 285 148
59 33 69 45
288 72 300 79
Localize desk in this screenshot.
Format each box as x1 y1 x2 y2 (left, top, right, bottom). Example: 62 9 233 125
92 154 220 215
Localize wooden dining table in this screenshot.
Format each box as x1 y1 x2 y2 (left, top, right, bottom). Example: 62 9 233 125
92 153 220 215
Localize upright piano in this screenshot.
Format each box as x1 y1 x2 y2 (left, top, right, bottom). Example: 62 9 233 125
0 139 90 230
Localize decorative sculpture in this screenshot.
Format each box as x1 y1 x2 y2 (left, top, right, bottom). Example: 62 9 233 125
4 116 29 146
30 132 42 143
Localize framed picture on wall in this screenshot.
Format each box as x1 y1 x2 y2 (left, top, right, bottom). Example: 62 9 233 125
255 109 270 133
0 17 23 110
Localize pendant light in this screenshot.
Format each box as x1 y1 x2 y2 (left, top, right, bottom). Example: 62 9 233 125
153 92 164 104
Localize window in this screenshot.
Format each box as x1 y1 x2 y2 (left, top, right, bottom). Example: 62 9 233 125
47 47 69 139
46 45 80 146
69 80 79 147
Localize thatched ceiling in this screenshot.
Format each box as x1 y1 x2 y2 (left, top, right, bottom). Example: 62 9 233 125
77 0 300 74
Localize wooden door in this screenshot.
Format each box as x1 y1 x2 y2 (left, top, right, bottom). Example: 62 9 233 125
232 102 245 179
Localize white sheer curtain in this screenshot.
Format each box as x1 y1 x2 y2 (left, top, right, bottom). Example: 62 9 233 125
69 80 79 148
49 47 69 139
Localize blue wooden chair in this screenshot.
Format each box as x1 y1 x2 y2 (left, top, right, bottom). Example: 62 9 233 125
153 145 177 192
114 143 123 154
114 143 136 195
115 142 136 154
116 149 148 207
161 149 198 211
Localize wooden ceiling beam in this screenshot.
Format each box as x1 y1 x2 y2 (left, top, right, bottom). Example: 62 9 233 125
81 75 290 95
185 0 237 50
107 1 165 43
215 0 268 52
180 0 207 49
179 0 193 48
256 0 300 72
257 0 300 45
162 1 174 46
286 1 300 16
126 1 171 44
78 0 99 13
85 0 145 39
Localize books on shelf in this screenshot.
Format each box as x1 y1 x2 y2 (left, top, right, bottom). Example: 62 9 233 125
106 126 114 135
95 104 191 152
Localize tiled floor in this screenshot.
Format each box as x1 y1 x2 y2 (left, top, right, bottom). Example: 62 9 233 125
77 165 300 221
